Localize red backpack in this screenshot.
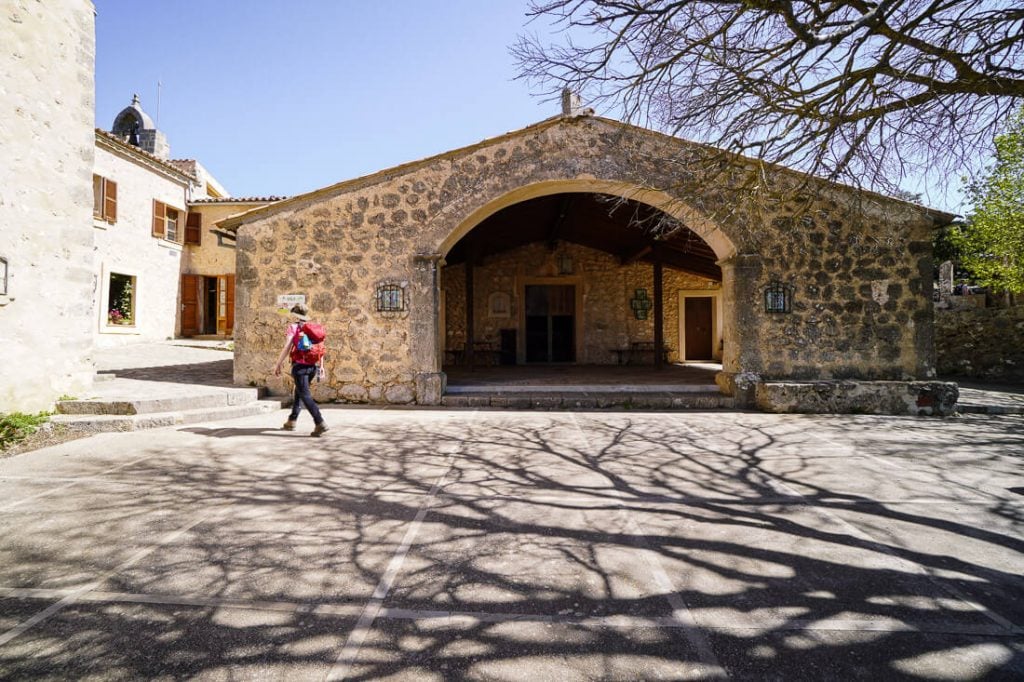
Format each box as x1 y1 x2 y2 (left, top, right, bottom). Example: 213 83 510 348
290 322 327 365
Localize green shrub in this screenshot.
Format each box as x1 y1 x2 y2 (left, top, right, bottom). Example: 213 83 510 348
0 411 51 450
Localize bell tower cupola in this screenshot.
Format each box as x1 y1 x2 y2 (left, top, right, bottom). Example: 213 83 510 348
111 94 169 159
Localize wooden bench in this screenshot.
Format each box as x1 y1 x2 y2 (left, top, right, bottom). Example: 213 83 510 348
609 342 674 365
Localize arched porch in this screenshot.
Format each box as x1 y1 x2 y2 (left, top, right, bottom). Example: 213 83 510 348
435 188 734 399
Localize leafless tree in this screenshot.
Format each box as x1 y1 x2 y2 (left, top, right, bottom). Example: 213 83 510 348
515 0 1024 197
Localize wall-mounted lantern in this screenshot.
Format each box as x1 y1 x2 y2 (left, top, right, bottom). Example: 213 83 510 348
764 280 794 313
558 253 574 275
630 288 652 320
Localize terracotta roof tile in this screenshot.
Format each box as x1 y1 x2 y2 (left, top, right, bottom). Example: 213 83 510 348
190 196 288 204
167 159 197 174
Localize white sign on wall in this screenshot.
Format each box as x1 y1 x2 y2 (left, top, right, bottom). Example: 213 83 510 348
277 294 306 314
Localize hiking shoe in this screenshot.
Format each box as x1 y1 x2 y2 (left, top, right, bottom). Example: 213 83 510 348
311 422 329 437
282 419 297 431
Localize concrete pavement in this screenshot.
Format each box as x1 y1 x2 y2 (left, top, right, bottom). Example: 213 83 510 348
0 405 1022 679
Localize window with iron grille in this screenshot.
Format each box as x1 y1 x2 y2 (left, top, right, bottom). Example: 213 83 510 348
764 280 794 313
375 283 406 312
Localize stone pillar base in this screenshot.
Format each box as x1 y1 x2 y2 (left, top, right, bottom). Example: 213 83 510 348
415 372 447 405
715 371 761 409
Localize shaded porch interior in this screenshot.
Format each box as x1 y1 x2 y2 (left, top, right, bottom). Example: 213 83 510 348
441 192 726 393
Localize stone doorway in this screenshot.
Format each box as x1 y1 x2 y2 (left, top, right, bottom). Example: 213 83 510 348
525 284 576 363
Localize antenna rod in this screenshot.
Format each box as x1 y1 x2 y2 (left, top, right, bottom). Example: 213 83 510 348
156 80 162 127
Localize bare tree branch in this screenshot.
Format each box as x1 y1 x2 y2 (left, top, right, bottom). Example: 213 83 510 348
514 0 1024 195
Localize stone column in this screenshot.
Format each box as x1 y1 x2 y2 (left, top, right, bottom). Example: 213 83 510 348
716 253 764 406
410 253 446 404
938 260 953 307
653 260 664 369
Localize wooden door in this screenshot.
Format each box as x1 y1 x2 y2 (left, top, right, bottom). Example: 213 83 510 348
180 274 201 337
684 296 713 360
225 274 235 336
216 275 235 336
525 285 575 362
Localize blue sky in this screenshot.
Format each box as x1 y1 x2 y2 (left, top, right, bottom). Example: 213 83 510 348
94 1 964 213
95 1 556 198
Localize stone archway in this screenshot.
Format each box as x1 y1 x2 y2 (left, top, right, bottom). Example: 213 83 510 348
426 180 739 391
436 179 737 264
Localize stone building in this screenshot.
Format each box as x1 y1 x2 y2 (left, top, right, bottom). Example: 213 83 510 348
223 112 957 413
0 0 282 413
181 197 285 337
1 1 957 415
1 0 97 412
92 97 287 345
90 95 284 347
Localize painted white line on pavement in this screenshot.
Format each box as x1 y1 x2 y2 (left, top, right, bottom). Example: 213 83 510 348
433 491 1012 507
0 475 144 484
767 475 1021 633
0 407 390 507
327 409 480 682
0 406 389 649
619 510 729 679
569 413 727 679
0 453 156 513
0 509 219 647
2 585 1021 638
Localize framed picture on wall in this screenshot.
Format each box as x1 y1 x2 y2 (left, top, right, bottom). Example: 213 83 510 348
488 292 511 318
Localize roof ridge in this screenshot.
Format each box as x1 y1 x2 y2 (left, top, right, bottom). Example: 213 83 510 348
95 129 198 181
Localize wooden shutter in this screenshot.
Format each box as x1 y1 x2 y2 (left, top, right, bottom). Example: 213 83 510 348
225 274 235 336
152 200 166 238
184 211 202 245
180 274 201 336
104 179 117 223
216 275 227 335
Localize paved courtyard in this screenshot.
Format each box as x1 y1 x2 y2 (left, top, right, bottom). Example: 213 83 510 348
0 405 1022 680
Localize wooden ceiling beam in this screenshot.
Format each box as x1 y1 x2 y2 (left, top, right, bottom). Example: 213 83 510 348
620 244 653 265
546 195 574 246
642 246 721 280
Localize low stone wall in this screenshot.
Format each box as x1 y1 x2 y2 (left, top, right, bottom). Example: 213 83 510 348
754 380 959 416
935 306 1024 383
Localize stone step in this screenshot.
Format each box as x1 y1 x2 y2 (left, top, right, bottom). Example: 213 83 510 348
56 388 264 415
445 383 720 394
958 403 1024 416
440 392 734 410
49 399 283 433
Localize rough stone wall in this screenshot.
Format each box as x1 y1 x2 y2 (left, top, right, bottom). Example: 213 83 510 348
234 116 938 403
748 209 936 380
440 242 719 364
935 305 1024 382
0 1 96 412
92 145 190 347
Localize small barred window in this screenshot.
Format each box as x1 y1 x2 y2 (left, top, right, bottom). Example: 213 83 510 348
375 283 405 312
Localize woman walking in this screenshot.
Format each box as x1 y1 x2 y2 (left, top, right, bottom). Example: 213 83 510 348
274 303 329 437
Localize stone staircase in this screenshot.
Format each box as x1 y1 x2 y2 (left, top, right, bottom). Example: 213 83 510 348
441 385 734 410
50 372 283 433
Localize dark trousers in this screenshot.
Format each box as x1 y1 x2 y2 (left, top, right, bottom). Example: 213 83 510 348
289 363 324 424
